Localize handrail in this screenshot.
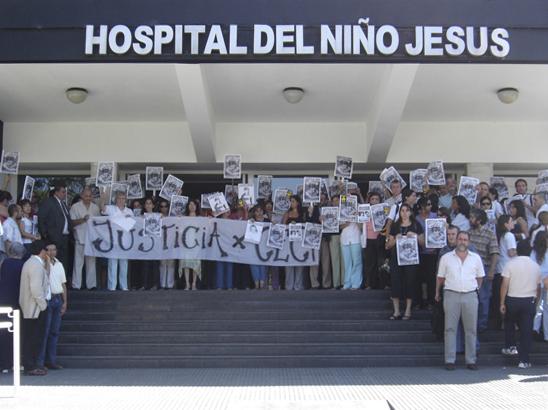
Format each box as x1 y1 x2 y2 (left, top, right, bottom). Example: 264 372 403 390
0 307 20 397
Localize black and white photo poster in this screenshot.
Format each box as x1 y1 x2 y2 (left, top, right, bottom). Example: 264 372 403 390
536 182 548 194
159 174 184 201
96 161 115 187
224 185 238 207
335 155 353 179
21 176 35 200
201 193 212 209
490 176 509 200
329 180 344 198
169 195 189 217
321 179 330 200
302 223 322 250
537 170 548 185
321 206 340 233
410 169 428 193
267 223 286 250
109 182 129 205
288 223 304 242
257 175 272 199
145 166 163 191
371 203 390 232
303 177 321 204
238 183 255 207
208 192 231 217
425 218 447 249
458 176 480 204
0 151 20 174
127 174 143 199
380 166 407 191
396 236 420 266
339 194 358 223
244 220 264 244
273 189 291 214
486 209 496 233
357 204 371 223
223 154 241 179
144 213 162 237
427 161 445 186
85 177 101 199
368 181 385 200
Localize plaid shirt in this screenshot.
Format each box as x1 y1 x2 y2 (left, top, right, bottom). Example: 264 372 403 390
469 224 500 268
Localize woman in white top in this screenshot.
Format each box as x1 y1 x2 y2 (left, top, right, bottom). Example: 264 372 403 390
18 199 40 252
451 195 471 232
494 215 518 329
179 199 202 290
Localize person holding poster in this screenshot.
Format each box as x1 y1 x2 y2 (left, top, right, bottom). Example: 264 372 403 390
415 196 439 309
282 195 306 290
178 199 202 290
248 204 270 290
363 192 388 290
18 199 40 254
138 197 160 290
158 198 176 289
340 187 365 290
385 204 424 320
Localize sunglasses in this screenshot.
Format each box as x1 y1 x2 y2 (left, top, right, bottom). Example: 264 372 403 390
481 202 491 206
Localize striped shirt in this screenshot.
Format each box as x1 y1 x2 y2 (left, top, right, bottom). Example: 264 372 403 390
469 224 499 267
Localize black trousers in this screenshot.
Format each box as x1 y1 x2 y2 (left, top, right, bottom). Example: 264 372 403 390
55 234 71 277
22 309 48 371
364 238 387 289
505 296 536 363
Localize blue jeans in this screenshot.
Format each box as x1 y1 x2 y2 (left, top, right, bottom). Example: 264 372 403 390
342 243 363 289
37 295 63 367
250 265 267 282
478 269 492 331
108 258 128 290
216 261 234 289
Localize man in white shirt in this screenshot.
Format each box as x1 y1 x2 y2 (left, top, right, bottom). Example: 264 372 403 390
436 231 485 370
70 187 100 290
2 204 23 253
37 243 67 370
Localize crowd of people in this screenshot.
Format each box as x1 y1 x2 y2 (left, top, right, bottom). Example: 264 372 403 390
0 173 547 374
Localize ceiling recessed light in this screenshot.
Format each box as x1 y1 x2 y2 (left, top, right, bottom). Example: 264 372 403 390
65 87 88 104
283 87 304 104
496 87 519 104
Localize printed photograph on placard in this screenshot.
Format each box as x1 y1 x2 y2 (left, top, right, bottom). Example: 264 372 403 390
302 223 322 250
328 179 344 198
334 155 353 179
169 195 189 217
486 209 496 233
145 166 163 191
380 166 407 192
357 204 371 223
397 236 420 266
536 182 548 194
273 189 291 214
224 184 238 207
321 179 330 200
0 151 20 175
244 220 264 244
288 223 304 242
427 161 445 186
339 194 358 223
96 161 115 187
267 223 286 250
458 176 480 205
223 154 241 179
257 175 272 199
127 174 143 199
109 182 129 205
133 208 142 217
144 212 162 237
425 218 447 249
201 193 212 209
303 177 321 204
368 181 385 200
21 176 35 200
321 206 340 233
410 169 428 193
208 192 231 217
371 203 390 232
489 176 509 200
159 174 184 201
537 170 548 185
84 177 101 199
238 183 255 207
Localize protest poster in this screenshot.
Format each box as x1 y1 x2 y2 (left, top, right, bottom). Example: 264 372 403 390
425 218 447 249
329 180 345 198
257 175 272 199
159 174 184 201
127 174 143 199
21 176 35 200
458 176 480 204
335 155 353 179
371 203 390 232
96 161 115 187
267 223 286 250
427 161 445 185
224 154 241 179
537 170 548 186
144 212 162 237
357 204 371 223
396 236 420 266
85 177 101 199
244 220 264 244
109 182 129 205
490 176 509 200
486 209 496 233
321 206 340 233
273 189 291 214
368 181 385 200
339 194 358 223
145 166 163 191
224 185 238 207
207 192 230 217
288 223 304 242
238 183 255 207
133 208 142 217
302 223 322 250
410 169 428 193
169 195 189 217
303 177 321 204
380 166 407 192
321 179 330 200
0 151 20 174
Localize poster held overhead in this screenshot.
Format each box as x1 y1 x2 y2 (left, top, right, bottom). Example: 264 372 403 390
339 194 358 223
371 203 390 232
201 193 212 209
303 177 321 204
257 175 272 199
334 155 353 179
96 161 115 187
0 151 20 174
159 174 184 201
273 189 291 215
427 161 445 186
127 174 144 199
109 182 129 205
224 154 241 179
410 169 428 193
169 195 189 217
489 176 509 200
224 185 238 207
380 166 407 192
21 176 35 200
425 218 447 249
458 176 480 205
368 181 385 200
238 183 255 207
145 166 164 191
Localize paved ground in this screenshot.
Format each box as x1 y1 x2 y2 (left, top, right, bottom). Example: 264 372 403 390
0 366 547 410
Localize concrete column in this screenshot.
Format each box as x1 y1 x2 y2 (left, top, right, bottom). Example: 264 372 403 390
466 163 493 183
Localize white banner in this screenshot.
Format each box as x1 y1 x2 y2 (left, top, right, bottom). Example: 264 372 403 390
84 216 319 266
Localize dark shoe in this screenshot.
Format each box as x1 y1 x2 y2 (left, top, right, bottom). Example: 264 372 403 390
402 314 412 321
45 363 63 370
26 368 47 376
466 364 478 371
389 314 402 320
445 363 456 371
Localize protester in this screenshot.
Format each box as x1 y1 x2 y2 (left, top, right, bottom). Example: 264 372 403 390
139 197 160 290
247 204 269 290
416 196 439 308
438 177 456 209
363 192 387 289
508 199 530 243
530 231 548 343
18 199 40 254
179 199 203 290
283 195 306 290
215 211 234 290
493 215 517 329
436 231 484 370
2 204 23 254
500 243 542 368
328 195 344 289
488 188 505 217
513 179 537 229
451 195 471 232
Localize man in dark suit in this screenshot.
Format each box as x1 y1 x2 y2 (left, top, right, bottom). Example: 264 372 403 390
38 181 72 276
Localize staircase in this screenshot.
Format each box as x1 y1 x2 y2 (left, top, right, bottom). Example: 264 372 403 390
58 289 548 367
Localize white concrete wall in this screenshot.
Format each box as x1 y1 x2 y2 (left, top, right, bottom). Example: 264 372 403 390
3 122 196 163
388 122 548 163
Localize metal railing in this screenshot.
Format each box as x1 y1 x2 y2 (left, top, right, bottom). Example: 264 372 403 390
0 306 20 397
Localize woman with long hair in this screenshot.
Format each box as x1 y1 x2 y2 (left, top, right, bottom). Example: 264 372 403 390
385 203 424 320
282 195 305 290
451 195 471 232
508 200 529 242
248 204 270 289
494 215 517 328
179 199 202 290
531 231 548 342
415 196 438 309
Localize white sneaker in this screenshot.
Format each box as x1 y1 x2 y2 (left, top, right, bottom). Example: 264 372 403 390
518 362 531 369
501 346 518 356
